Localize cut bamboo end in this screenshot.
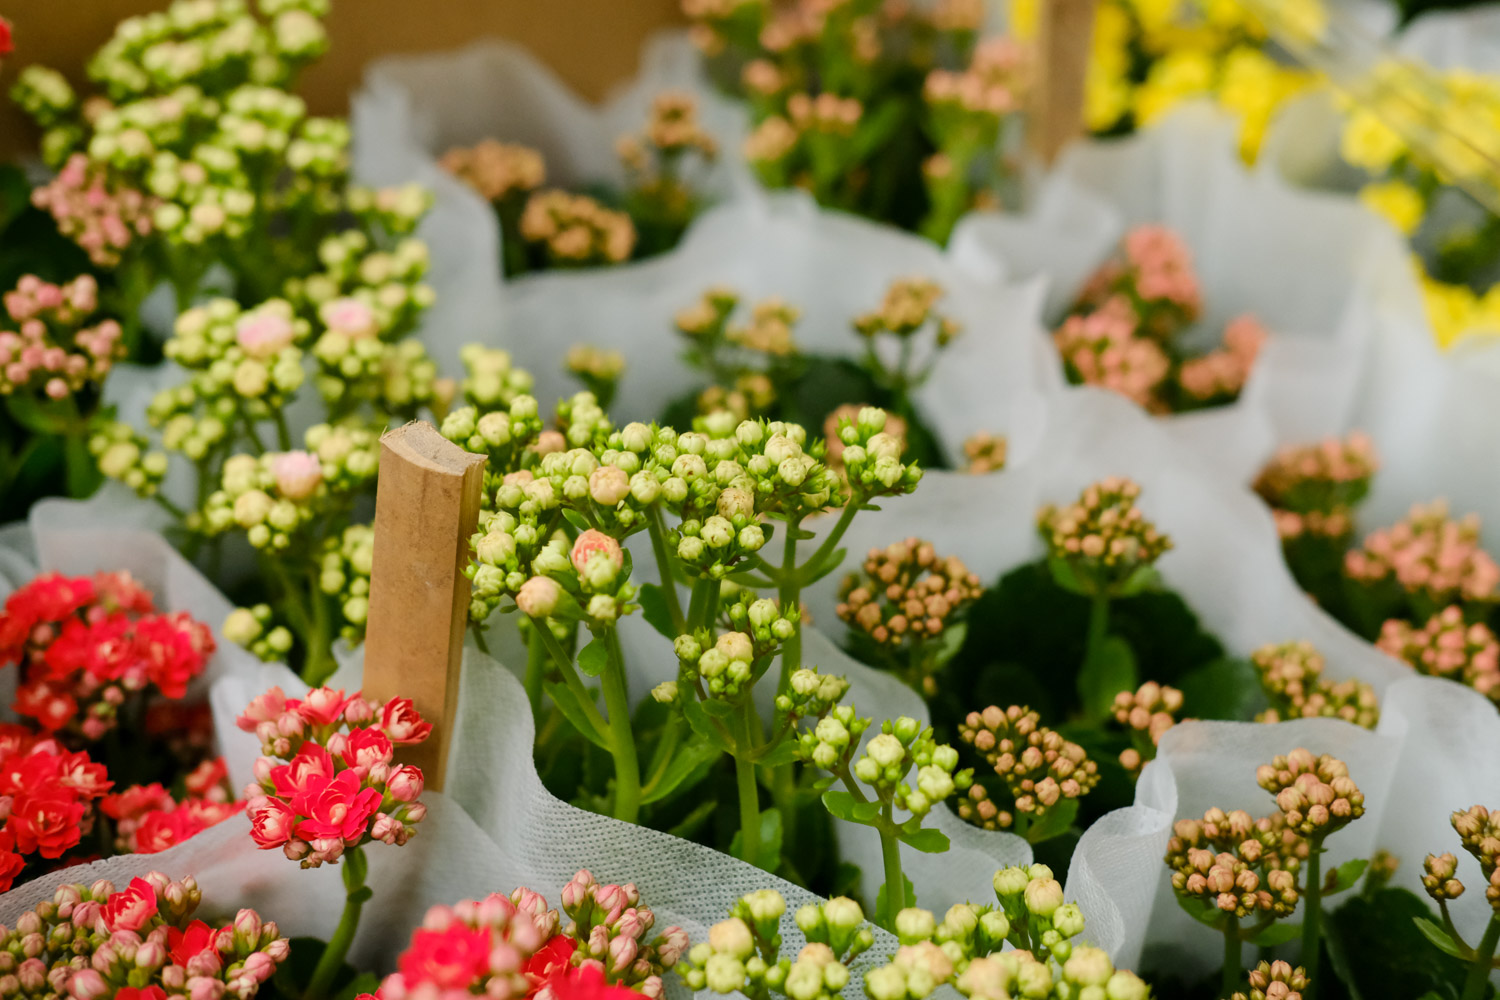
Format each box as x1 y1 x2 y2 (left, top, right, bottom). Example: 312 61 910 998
1030 0 1099 165
363 421 486 793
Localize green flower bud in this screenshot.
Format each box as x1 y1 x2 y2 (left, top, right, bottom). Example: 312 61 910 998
993 867 1030 898
1023 878 1064 919
895 908 936 945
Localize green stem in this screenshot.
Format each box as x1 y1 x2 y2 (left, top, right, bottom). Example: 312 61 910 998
152 493 189 521
796 502 861 588
1079 591 1112 717
471 623 490 655
273 408 293 451
686 576 722 633
302 568 335 686
734 738 763 866
305 846 367 1000
878 809 906 927
524 624 545 721
1302 843 1324 1000
1460 913 1500 1000
531 617 611 742
1221 917 1242 999
645 507 685 632
600 628 641 824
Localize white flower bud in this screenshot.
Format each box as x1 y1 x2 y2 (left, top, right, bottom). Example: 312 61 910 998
708 918 754 959
866 733 905 768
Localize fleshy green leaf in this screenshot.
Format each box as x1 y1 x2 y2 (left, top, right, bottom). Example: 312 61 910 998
1046 555 1089 596
1023 798 1080 845
899 827 950 854
822 790 880 824
1413 918 1468 961
641 736 720 805
1323 887 1470 1000
874 872 917 929
1329 857 1371 895
1248 921 1299 947
638 584 678 640
730 809 784 871
1078 637 1137 721
576 637 610 677
544 682 610 750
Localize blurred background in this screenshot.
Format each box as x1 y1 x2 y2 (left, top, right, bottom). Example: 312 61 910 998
0 0 687 156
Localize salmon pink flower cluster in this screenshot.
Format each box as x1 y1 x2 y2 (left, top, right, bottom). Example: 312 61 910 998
0 871 289 1000
0 571 214 738
363 870 686 1000
1062 225 1267 412
1 274 126 401
0 723 112 890
1377 606 1500 706
237 686 431 867
28 155 157 268
1254 433 1378 545
100 758 242 855
1344 500 1500 621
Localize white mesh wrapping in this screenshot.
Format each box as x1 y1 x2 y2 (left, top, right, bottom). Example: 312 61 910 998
950 103 1414 483
350 32 754 372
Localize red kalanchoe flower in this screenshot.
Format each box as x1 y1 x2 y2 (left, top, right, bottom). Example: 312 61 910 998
0 830 25 893
524 935 578 992
292 770 383 842
166 919 217 965
381 697 433 745
0 17 13 59
400 923 496 990
102 876 161 932
548 964 643 1000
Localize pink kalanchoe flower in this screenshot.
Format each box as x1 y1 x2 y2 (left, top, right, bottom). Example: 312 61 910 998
234 312 297 361
30 156 156 268
570 529 625 575
1377 605 1500 705
1345 500 1500 614
1053 296 1169 410
270 451 323 501
1178 314 1267 402
320 298 380 340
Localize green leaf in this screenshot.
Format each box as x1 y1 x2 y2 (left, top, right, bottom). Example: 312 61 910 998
544 681 610 750
1117 564 1163 597
1324 887 1470 1000
576 637 610 677
702 698 735 719
1078 636 1137 721
822 790 880 824
561 509 592 533
730 809 784 871
1173 891 1228 930
1176 657 1265 721
680 696 732 751
753 737 802 768
1248 921 1300 947
1023 798 1080 845
1046 554 1090 596
1328 857 1371 895
849 99 910 165
801 547 849 587
930 621 968 671
1413 918 1468 961
899 827 950 853
638 584 678 640
641 735 720 804
665 799 719 840
334 972 382 1000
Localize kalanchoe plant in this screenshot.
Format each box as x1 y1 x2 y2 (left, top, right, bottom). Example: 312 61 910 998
674 287 803 422
1377 607 1500 707
1110 681 1183 778
687 0 1025 240
1251 641 1380 728
679 865 1150 1000
1417 804 1500 1000
565 345 627 410
1227 960 1309 1000
0 871 290 1000
1056 226 1267 414
618 91 720 257
236 685 432 1000
798 710 970 926
960 431 1006 475
956 705 1098 844
1037 477 1173 720
836 537 984 696
851 278 962 423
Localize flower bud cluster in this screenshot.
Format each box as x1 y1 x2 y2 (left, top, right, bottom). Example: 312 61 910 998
1078 225 1203 332
441 394 545 493
957 706 1098 831
1344 501 1500 618
622 91 718 163
1428 805 1500 912
160 299 309 409
371 891 551 1000
457 344 538 410
1037 477 1171 597
1165 808 1301 919
565 344 626 403
1229 960 1310 1000
28 155 156 267
1112 681 1184 776
555 870 688 997
846 716 969 819
1053 298 1170 410
317 523 376 645
90 422 170 497
728 299 801 357
236 685 430 866
853 278 961 346
1376 605 1500 706
1 274 125 401
961 432 1007 475
520 190 637 267
100 766 242 855
1251 641 1381 729
773 667 850 720
1176 314 1266 403
924 37 1026 121
1256 748 1365 839
440 139 546 203
833 407 923 500
837 538 983 649
0 871 290 1000
675 628 760 700
1255 432 1378 544
0 570 214 741
796 704 870 773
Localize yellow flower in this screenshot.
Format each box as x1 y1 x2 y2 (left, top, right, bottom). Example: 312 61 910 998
1127 0 1187 38
1087 70 1134 132
1135 49 1215 125
1421 273 1479 349
1359 180 1426 236
1341 108 1407 174
1009 0 1039 41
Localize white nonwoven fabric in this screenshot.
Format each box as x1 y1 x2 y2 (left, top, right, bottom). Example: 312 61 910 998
350 31 754 373
950 103 1414 484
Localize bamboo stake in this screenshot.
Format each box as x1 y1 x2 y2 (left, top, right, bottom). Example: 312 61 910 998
362 421 486 792
1030 0 1099 165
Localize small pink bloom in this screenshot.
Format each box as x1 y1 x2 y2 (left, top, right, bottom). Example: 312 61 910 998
569 530 624 575
101 877 159 933
320 298 379 340
271 451 323 501
380 698 432 745
235 312 296 360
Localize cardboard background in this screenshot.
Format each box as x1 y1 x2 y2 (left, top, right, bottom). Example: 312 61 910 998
0 0 687 157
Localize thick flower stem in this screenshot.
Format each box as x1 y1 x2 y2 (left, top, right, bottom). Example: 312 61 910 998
601 628 641 824
523 624 545 719
1460 913 1500 1000
1079 591 1111 718
878 809 906 927
734 749 762 867
305 846 369 1000
645 507 685 632
1221 917 1242 999
1302 844 1324 1000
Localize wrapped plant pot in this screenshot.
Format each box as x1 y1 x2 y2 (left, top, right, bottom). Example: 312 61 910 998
352 32 754 358
951 104 1410 482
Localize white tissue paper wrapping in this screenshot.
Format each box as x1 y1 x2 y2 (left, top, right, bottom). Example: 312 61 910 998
351 31 754 371
793 387 1500 973
950 104 1414 484
434 189 1058 466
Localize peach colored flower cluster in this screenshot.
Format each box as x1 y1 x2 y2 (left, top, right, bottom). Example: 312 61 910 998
520 191 637 266
961 431 1007 474
836 538 983 648
924 37 1027 117
1177 314 1267 402
619 91 718 166
30 154 156 267
726 297 800 356
956 705 1098 832
1377 606 1500 706
853 276 960 343
1037 476 1172 593
1251 640 1380 728
1 274 125 400
1164 807 1301 919
440 140 546 203
1344 501 1500 612
1053 296 1170 409
1253 433 1378 543
1111 681 1183 776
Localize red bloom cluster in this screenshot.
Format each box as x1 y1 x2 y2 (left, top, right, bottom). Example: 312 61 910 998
0 723 112 890
0 17 11 60
102 758 243 855
237 686 431 867
0 572 215 739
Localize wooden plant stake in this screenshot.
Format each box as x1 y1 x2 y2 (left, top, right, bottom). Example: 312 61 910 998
1030 0 1100 165
363 421 486 792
